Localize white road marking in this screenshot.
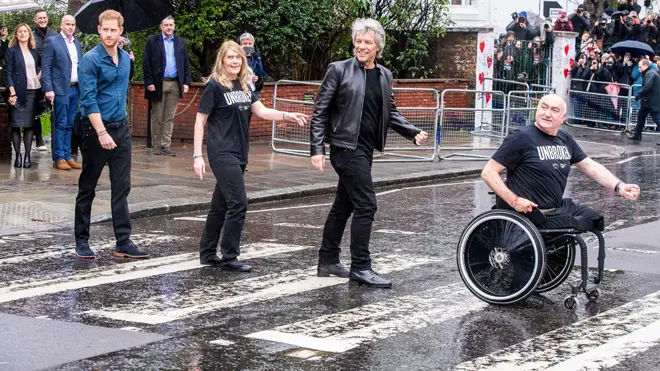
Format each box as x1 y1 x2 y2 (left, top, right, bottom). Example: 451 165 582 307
374 229 428 235
120 326 142 332
83 254 448 324
273 223 322 229
616 156 639 164
248 203 333 214
641 153 660 157
0 243 311 303
375 189 401 196
244 283 486 353
0 233 193 266
209 339 235 346
454 289 660 371
607 246 659 254
173 217 207 222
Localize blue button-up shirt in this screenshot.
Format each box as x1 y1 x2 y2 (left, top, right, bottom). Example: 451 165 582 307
79 43 130 122
163 33 177 79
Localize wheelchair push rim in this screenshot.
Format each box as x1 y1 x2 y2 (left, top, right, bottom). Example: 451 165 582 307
457 210 546 305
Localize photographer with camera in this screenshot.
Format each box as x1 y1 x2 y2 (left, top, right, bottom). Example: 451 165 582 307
617 0 642 14
506 11 535 42
591 18 612 51
569 6 591 43
554 12 574 32
611 10 633 43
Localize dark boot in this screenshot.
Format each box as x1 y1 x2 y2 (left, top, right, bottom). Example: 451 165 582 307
349 269 392 289
317 263 350 278
22 153 31 168
13 152 22 168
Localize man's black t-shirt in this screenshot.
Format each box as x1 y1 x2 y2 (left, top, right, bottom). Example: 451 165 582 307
491 125 588 209
198 79 258 167
357 67 382 152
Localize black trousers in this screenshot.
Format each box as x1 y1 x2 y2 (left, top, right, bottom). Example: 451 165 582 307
496 198 604 231
74 120 132 247
633 106 660 137
320 147 377 271
199 164 248 262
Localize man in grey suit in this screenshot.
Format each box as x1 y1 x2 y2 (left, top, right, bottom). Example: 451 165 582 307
41 15 83 170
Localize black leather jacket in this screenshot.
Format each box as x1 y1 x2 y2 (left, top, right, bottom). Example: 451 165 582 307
637 68 660 110
310 58 421 156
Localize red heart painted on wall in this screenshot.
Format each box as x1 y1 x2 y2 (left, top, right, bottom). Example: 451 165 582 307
479 41 485 53
564 44 570 55
563 68 569 78
487 56 493 68
479 72 485 85
569 58 575 69
485 93 491 104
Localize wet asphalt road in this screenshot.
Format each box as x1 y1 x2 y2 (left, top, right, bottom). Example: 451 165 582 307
1 155 660 371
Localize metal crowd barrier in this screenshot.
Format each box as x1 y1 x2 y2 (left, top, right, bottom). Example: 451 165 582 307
566 79 631 130
271 80 321 156
483 78 529 112
270 80 439 162
505 91 547 134
627 84 659 134
438 89 506 160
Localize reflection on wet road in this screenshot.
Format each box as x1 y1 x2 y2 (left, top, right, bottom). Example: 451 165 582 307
1 156 660 370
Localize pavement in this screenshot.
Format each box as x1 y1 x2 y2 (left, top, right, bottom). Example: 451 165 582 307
0 125 656 237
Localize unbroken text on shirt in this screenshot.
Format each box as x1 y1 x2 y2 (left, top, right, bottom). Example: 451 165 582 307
224 90 252 105
537 145 571 161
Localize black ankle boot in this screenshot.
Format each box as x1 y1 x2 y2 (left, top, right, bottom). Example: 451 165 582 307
13 153 22 168
22 153 31 168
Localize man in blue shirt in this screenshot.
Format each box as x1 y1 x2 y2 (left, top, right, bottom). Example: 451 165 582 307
143 16 192 156
73 9 149 260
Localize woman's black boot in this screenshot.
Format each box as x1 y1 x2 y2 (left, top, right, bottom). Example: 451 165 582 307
23 153 31 168
13 152 22 168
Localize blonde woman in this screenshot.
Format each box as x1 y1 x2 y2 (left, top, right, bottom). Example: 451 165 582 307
5 24 40 168
193 41 308 271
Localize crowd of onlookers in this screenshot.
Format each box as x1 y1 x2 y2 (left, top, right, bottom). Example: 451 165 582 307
494 1 660 89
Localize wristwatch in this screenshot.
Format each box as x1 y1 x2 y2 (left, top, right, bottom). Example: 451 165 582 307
614 181 624 193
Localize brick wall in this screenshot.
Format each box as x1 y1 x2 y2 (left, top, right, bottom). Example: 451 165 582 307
429 31 479 89
0 105 9 161
129 78 469 143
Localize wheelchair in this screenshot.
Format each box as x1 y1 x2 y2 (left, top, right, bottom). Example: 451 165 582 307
456 198 606 311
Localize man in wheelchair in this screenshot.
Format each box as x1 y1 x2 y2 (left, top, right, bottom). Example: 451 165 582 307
459 94 642 309
482 94 640 228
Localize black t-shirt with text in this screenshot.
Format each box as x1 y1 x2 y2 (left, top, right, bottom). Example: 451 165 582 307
198 79 258 167
357 67 382 152
491 125 588 209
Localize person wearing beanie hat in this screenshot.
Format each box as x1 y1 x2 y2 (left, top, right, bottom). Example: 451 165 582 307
554 11 574 32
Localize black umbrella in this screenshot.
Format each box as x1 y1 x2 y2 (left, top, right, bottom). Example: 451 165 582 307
611 40 656 58
74 0 174 34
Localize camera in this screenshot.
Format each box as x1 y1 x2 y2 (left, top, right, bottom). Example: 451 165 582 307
511 12 518 20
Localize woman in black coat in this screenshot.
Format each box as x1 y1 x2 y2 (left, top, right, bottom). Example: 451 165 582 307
5 24 41 168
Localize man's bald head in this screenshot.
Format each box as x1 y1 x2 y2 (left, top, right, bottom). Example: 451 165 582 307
539 94 566 115
535 94 567 136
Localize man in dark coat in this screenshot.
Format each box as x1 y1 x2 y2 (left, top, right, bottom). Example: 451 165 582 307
32 9 57 152
628 59 660 141
143 15 192 156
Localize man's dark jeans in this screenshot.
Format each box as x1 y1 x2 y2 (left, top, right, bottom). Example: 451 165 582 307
199 164 247 263
75 120 132 247
633 105 660 138
319 147 377 271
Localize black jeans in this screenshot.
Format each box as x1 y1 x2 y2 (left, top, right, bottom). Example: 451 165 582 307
199 164 248 263
74 120 132 247
320 147 377 271
633 106 660 138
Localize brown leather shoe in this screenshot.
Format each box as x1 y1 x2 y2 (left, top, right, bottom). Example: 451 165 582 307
66 159 82 169
54 160 72 170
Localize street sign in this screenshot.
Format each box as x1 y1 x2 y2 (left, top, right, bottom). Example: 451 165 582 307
543 1 563 18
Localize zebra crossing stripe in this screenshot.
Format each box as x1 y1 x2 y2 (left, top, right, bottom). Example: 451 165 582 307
244 283 487 353
0 243 311 304
83 254 448 324
454 290 660 371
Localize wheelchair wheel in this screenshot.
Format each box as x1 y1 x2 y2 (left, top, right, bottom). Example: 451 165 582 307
536 236 576 293
457 210 546 305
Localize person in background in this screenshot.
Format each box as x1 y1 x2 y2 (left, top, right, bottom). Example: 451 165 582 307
41 15 83 171
143 16 192 157
5 24 40 168
554 12 574 32
627 59 660 141
32 9 56 152
238 32 268 94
